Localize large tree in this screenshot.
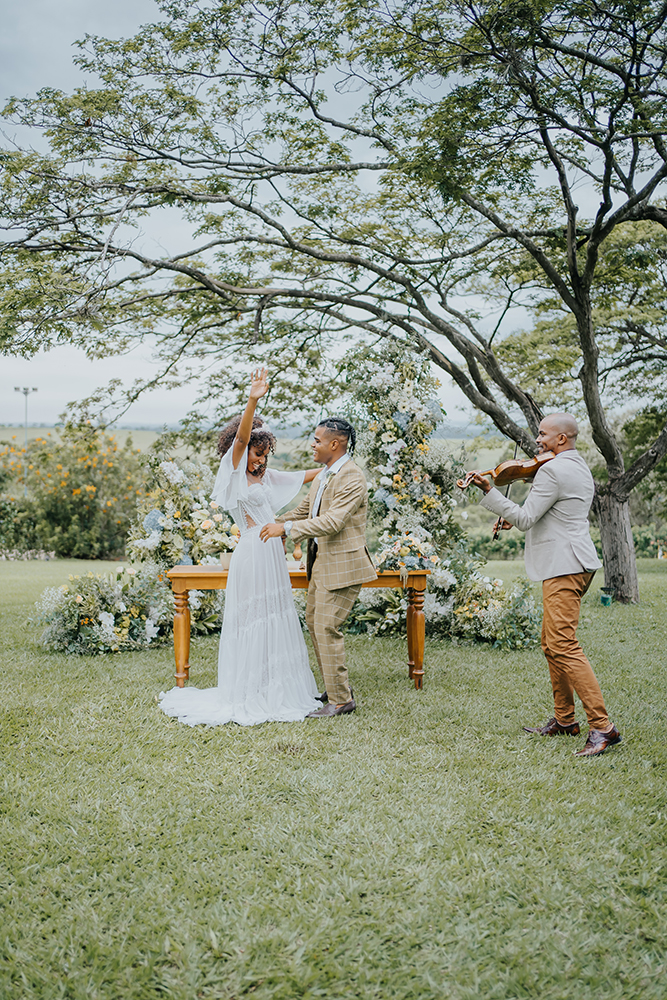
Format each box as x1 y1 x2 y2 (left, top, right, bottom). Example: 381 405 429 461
2 0 667 600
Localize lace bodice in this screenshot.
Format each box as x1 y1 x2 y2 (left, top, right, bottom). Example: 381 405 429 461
211 445 305 531
233 482 277 534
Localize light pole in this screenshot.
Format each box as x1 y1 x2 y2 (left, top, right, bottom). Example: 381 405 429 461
14 387 38 498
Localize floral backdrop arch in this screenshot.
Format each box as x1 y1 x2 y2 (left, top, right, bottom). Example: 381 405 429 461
34 345 541 653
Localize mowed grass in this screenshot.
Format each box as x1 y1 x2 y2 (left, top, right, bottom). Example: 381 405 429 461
1 559 666 1000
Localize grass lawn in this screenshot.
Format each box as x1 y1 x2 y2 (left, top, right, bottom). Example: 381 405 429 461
1 558 666 1000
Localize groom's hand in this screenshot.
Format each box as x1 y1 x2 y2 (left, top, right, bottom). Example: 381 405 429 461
259 522 285 542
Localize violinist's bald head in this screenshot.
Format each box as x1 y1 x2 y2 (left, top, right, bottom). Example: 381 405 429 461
536 413 578 454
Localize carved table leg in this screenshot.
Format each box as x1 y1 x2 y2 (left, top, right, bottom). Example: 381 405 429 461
406 592 415 679
173 590 191 687
408 585 426 690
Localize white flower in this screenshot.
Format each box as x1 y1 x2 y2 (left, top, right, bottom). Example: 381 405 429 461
461 511 469 520
210 501 220 509
200 519 213 529
145 619 160 641
159 461 186 485
115 566 125 574
380 476 392 486
132 530 162 551
212 513 223 522
126 568 137 576
75 595 83 604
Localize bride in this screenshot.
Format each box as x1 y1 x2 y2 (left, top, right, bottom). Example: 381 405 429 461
158 368 321 726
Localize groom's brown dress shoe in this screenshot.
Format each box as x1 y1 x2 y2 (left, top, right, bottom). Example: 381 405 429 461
307 699 356 717
523 717 581 736
574 724 622 757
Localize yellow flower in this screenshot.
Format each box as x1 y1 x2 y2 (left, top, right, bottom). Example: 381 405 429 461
201 519 213 529
75 595 84 604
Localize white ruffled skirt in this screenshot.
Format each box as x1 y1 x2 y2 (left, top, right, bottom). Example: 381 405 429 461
158 529 319 726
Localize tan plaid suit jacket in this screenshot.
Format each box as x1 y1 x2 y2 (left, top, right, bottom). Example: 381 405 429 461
278 459 377 591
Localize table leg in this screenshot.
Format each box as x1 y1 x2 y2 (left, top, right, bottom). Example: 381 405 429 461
406 593 415 679
408 586 425 690
173 590 191 687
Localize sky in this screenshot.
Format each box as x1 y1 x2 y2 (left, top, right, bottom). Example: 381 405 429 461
0 0 474 429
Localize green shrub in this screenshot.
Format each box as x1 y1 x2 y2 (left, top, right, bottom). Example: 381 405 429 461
0 496 42 553
0 424 146 558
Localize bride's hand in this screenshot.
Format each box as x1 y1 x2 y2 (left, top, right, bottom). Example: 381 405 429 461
249 367 269 400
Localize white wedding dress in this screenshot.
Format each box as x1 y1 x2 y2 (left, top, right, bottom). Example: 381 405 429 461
158 447 319 726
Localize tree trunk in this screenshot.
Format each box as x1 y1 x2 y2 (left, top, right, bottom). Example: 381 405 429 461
592 490 639 603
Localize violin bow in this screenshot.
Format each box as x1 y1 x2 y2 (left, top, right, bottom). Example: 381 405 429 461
492 440 518 541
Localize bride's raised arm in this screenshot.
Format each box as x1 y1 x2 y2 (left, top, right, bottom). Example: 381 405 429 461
231 368 269 469
303 468 321 483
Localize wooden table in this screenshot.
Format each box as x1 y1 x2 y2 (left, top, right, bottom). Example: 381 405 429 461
167 566 430 690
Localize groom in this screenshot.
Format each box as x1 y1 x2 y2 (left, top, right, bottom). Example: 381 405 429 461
260 417 377 716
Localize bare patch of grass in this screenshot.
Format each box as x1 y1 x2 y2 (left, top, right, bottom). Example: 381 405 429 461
1 558 666 999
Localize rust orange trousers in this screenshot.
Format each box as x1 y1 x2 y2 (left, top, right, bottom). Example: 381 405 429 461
541 572 610 731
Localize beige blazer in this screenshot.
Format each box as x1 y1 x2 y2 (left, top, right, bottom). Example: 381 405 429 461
278 460 377 590
480 450 602 582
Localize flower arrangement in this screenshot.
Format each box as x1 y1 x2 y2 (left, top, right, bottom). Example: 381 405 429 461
342 344 542 650
35 449 229 654
127 452 237 570
375 530 440 573
33 566 173 655
347 343 464 554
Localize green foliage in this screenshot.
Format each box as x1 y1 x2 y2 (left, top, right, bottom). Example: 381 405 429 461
495 225 667 414
622 407 667 527
589 523 666 560
0 495 42 553
0 424 145 558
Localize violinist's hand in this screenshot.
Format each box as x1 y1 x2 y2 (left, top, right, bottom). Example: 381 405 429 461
494 517 512 532
470 472 493 494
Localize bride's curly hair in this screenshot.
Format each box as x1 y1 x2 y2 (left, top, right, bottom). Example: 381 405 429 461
217 415 276 477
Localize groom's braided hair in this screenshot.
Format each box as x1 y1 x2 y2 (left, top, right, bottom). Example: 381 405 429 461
317 417 356 455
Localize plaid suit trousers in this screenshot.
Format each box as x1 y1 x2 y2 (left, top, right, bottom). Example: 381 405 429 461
305 558 360 705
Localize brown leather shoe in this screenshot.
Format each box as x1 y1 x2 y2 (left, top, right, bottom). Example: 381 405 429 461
574 724 622 757
523 717 581 736
307 699 356 717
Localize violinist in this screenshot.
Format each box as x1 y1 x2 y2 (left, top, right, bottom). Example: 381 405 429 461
469 413 622 758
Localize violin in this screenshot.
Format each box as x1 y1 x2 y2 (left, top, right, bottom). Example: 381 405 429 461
456 450 556 541
456 451 556 491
